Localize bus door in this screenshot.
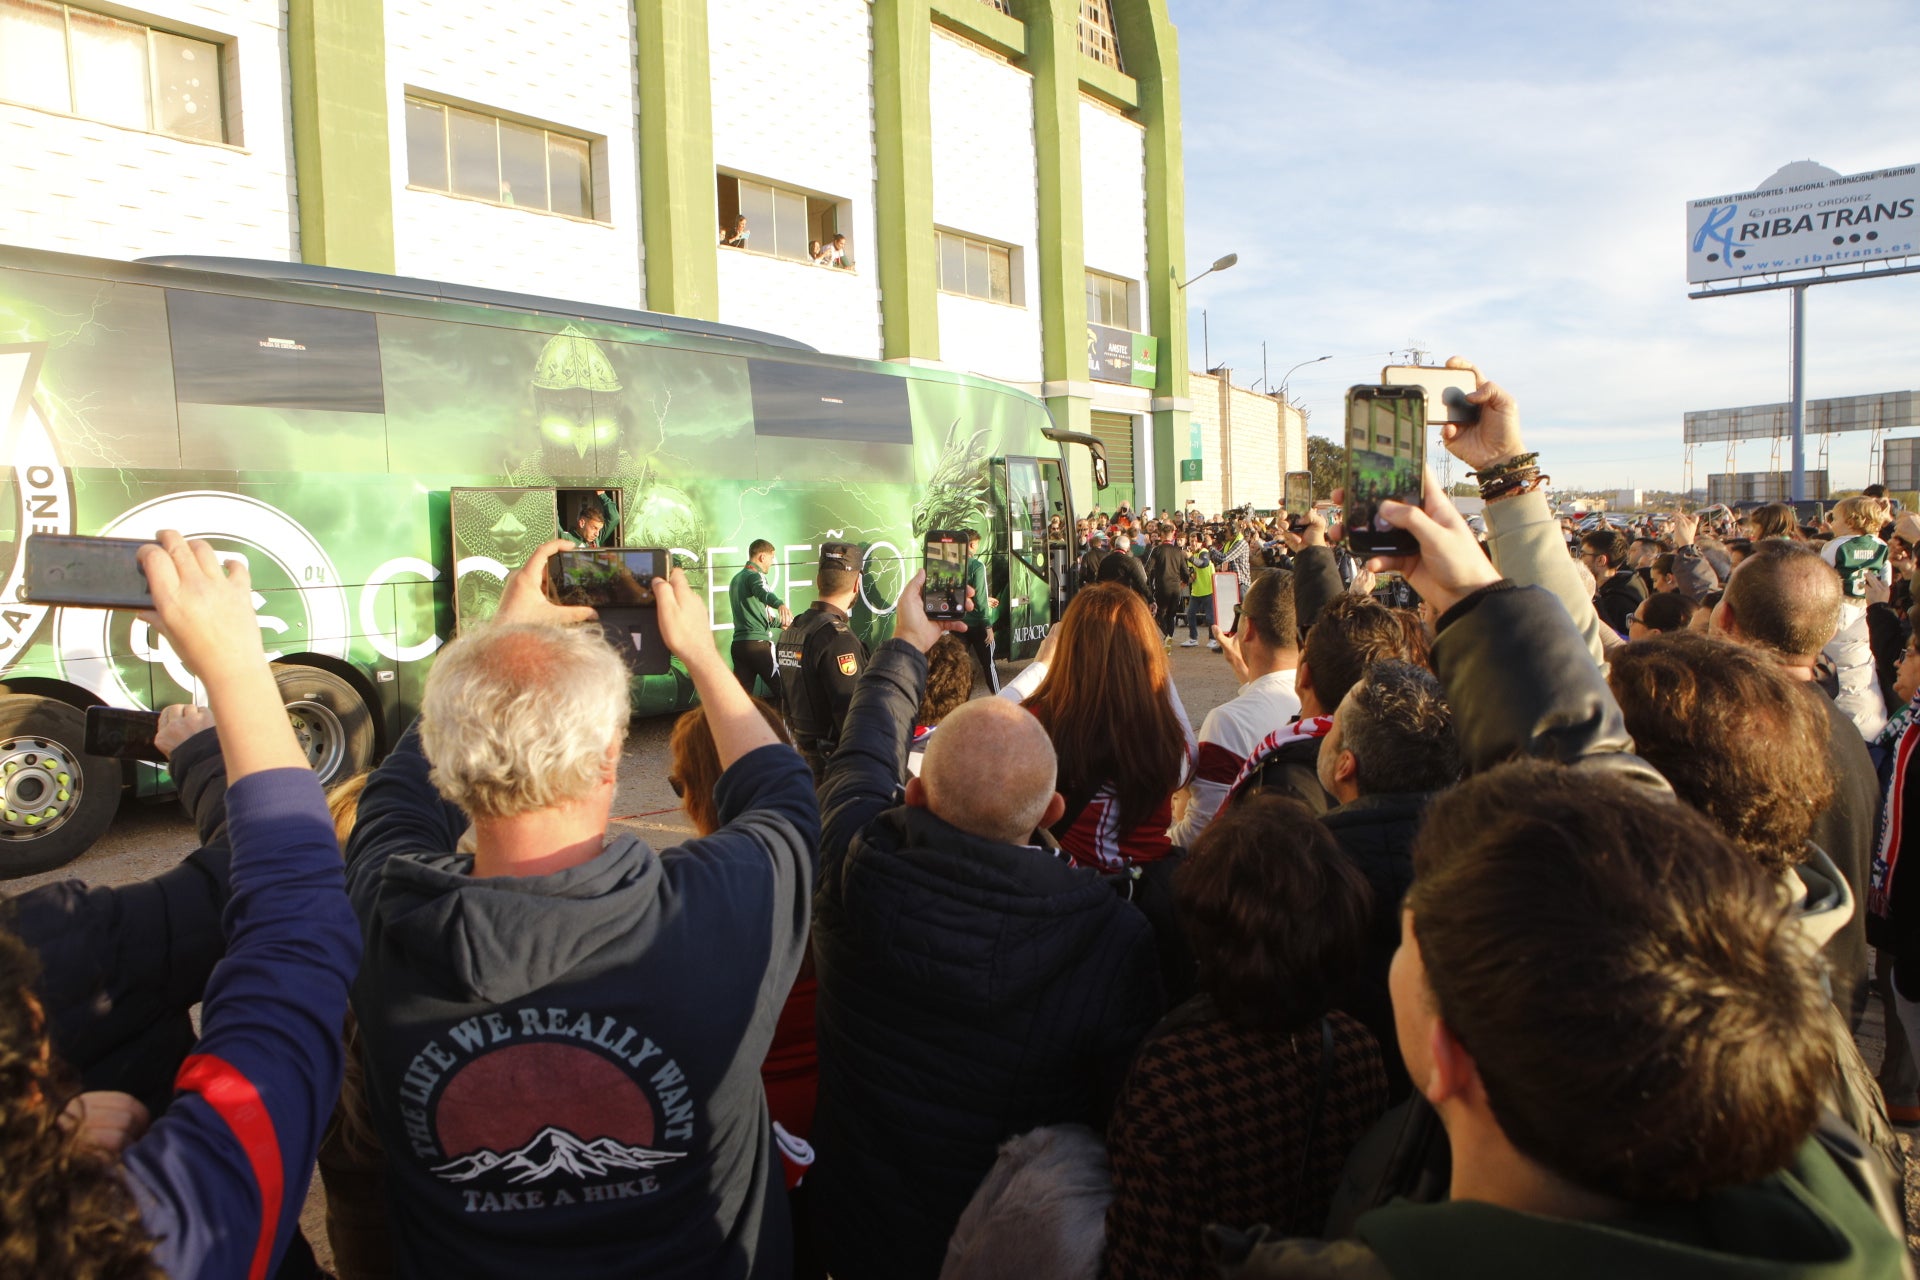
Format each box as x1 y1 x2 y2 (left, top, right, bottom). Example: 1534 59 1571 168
990 456 1068 660
450 486 630 631
449 486 561 631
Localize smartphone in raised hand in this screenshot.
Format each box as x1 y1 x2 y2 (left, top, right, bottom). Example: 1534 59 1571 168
24 535 154 609
1342 385 1426 558
922 531 967 622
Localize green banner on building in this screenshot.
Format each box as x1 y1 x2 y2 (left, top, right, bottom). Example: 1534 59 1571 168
1179 457 1202 481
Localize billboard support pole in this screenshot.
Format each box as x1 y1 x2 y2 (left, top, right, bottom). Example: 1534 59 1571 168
1790 284 1807 503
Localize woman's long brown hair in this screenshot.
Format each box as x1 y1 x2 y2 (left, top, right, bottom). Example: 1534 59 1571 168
1025 583 1190 834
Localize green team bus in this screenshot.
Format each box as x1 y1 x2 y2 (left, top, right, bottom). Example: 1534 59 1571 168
0 244 1103 875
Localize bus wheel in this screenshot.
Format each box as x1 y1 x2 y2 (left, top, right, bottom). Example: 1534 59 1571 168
0 696 119 879
274 665 376 787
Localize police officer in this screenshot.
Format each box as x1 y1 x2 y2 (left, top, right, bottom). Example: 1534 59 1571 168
776 542 868 780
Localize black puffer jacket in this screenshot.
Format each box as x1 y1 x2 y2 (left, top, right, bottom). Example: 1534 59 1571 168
5 728 231 1112
811 641 1165 1280
1322 791 1432 1101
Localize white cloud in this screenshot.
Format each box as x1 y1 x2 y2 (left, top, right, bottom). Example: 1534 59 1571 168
1172 0 1920 490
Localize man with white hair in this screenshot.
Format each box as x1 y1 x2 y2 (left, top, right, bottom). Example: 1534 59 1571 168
343 540 819 1278
808 573 1165 1280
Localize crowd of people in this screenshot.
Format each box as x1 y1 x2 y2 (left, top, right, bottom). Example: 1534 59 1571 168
0 358 1917 1279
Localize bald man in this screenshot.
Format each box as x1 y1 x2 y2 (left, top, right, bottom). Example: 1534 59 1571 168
809 574 1164 1280
1714 540 1874 1029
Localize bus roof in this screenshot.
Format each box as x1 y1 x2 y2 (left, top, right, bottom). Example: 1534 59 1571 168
131 254 817 352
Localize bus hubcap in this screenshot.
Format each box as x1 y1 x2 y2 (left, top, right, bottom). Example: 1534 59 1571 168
0 737 80 840
285 700 346 780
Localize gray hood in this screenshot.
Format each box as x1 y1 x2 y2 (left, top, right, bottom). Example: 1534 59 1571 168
372 833 663 1004
1789 841 1855 953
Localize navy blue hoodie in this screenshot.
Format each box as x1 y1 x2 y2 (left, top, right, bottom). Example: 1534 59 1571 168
344 725 819 1279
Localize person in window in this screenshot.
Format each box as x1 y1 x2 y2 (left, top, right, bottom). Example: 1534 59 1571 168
815 234 849 268
560 490 618 547
721 215 750 248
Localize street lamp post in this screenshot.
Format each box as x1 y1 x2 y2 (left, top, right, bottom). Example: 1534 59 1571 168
1176 252 1239 291
1277 354 1332 402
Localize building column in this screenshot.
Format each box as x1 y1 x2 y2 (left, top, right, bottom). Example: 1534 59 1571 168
288 0 395 272
873 1 940 361
1110 0 1190 515
634 0 719 319
1025 0 1093 443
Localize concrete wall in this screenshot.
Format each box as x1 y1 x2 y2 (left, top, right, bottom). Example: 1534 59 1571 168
1185 369 1227 515
1185 368 1289 512
709 0 881 357
0 0 295 262
1227 381 1280 509
928 28 1040 384
385 0 643 307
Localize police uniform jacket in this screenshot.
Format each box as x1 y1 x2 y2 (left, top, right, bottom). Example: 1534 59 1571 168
777 599 867 751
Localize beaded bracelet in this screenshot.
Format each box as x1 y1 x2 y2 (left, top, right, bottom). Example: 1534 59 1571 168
1469 452 1540 484
1482 471 1550 503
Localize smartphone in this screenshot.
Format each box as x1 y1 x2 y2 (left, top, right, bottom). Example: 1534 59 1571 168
24 535 153 609
85 706 166 763
1381 365 1480 427
545 548 667 608
1283 472 1312 519
545 548 672 677
923 531 967 622
1343 385 1427 557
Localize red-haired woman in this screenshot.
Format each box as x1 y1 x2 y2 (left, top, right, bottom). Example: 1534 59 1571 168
1000 582 1195 870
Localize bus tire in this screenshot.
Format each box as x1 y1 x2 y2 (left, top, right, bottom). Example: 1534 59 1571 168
274 665 376 787
0 695 120 879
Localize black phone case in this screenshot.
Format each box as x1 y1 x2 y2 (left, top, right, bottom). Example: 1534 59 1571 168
24 535 154 609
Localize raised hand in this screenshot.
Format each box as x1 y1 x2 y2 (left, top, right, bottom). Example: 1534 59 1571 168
1360 466 1503 616
1437 356 1525 473
893 571 972 653
495 540 600 628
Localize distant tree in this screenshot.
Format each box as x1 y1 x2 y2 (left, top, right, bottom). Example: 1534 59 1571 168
1308 435 1345 500
1448 480 1479 498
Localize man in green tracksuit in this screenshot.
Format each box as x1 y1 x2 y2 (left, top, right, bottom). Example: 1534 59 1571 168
559 490 619 546
961 529 999 693
729 539 791 695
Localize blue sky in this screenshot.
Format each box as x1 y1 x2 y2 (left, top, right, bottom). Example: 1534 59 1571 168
1165 0 1920 492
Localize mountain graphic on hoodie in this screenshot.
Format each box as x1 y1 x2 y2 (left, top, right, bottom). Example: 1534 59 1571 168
432 1126 686 1186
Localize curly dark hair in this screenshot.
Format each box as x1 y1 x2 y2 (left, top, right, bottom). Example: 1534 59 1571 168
0 929 161 1279
1175 794 1371 1030
1606 632 1832 872
917 634 974 726
1410 762 1829 1202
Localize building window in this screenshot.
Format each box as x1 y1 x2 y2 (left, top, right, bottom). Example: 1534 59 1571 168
717 173 850 268
404 96 596 220
1078 0 1124 70
0 0 226 142
978 0 1013 12
1086 270 1133 328
937 231 1015 305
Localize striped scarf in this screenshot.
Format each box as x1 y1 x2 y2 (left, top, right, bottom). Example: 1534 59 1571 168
1870 692 1920 920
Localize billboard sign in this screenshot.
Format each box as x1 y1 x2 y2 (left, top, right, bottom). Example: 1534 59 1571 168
1687 165 1919 284
1885 439 1920 493
1088 324 1159 388
1706 471 1830 504
1684 390 1920 444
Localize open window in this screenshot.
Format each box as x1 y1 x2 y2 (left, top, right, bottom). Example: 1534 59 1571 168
717 172 850 267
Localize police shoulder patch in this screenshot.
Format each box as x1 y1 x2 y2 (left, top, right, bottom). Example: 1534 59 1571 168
837 653 858 676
